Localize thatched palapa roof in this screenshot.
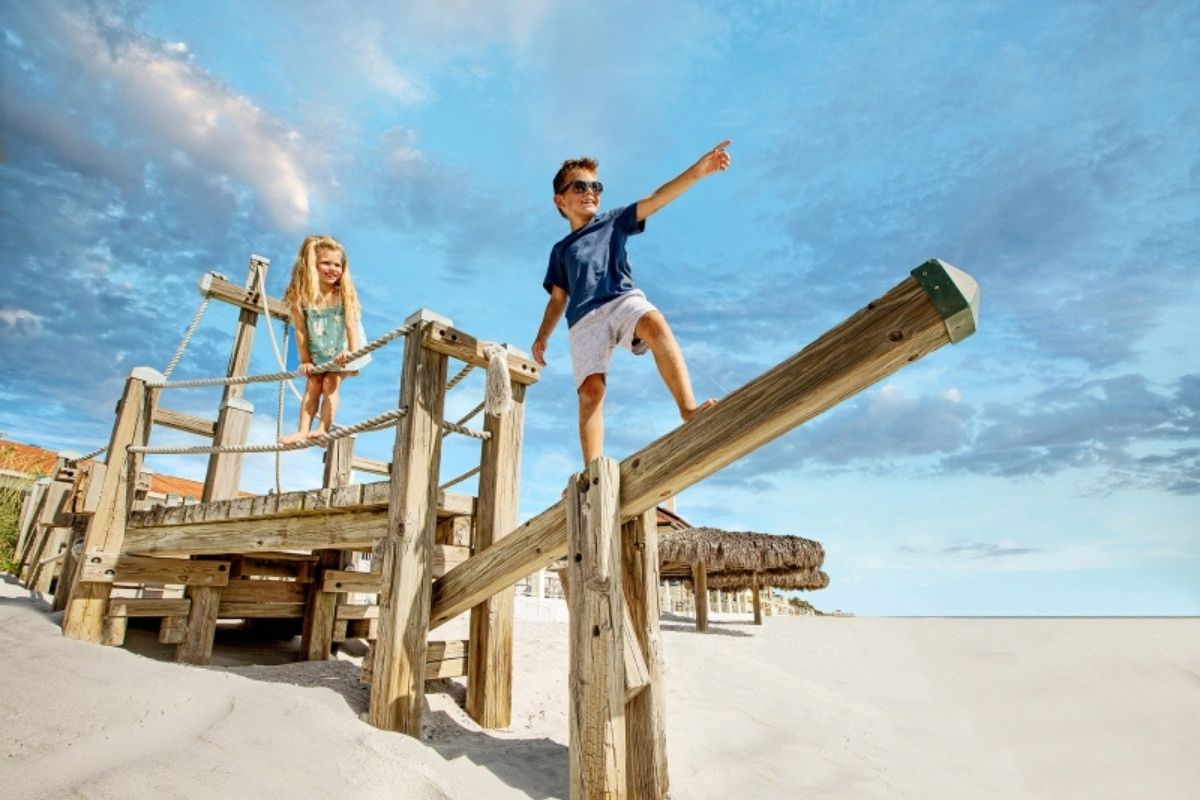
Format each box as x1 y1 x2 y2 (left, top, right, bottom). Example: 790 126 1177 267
659 526 828 592
660 526 824 574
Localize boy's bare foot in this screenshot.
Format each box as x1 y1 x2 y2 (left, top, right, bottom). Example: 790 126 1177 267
278 431 309 445
681 398 717 421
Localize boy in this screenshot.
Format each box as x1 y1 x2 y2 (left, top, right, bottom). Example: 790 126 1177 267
532 140 732 465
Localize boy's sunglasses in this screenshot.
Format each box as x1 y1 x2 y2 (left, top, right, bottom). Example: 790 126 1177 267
558 179 604 195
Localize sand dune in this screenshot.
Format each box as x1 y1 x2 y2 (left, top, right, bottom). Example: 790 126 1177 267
2 576 1196 799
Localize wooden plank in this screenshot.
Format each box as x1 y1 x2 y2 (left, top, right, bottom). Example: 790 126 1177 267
123 509 387 556
351 456 390 476
108 598 192 618
467 380 525 728
435 515 473 547
430 266 977 629
63 371 156 643
368 315 448 736
323 570 382 594
566 458 626 799
623 509 669 799
220 579 308 603
336 604 380 620
433 545 469 578
79 554 232 586
422 324 541 386
424 641 468 679
198 271 289 317
153 406 216 438
752 584 762 625
127 485 473 527
217 602 306 618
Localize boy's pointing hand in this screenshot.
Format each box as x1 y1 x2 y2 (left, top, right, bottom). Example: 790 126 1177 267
696 140 732 177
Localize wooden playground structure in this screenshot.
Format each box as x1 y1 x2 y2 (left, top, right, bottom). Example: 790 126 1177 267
13 255 978 799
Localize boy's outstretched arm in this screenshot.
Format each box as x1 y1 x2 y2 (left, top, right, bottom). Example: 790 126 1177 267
532 285 568 366
636 140 732 222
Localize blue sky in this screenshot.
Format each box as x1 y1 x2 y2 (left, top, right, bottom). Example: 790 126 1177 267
1 1 1196 615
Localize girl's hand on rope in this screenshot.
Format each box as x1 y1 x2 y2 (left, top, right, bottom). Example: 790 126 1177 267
299 362 315 376
335 350 351 366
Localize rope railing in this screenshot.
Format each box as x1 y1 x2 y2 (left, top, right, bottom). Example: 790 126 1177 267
445 363 475 391
66 446 108 466
162 294 211 379
438 465 481 491
145 323 412 390
128 407 410 455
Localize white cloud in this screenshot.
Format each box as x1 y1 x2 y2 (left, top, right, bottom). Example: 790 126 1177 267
53 7 314 230
0 309 45 338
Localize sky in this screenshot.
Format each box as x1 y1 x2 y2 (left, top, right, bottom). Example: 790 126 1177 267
1 1 1196 616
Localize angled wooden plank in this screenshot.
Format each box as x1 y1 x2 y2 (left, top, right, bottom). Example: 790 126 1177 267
430 264 979 629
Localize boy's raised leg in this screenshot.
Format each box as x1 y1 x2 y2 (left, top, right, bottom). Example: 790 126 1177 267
634 311 716 421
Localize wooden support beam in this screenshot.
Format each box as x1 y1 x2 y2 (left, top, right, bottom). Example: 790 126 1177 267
368 313 448 736
78 554 231 586
107 598 192 618
692 561 709 633
467 379 526 728
430 262 978 629
176 585 221 664
422 323 541 386
752 584 763 626
623 509 669 799
197 270 289 317
202 256 266 504
63 369 157 643
566 458 626 800
153 407 217 438
351 456 390 476
303 436 357 661
122 509 387 556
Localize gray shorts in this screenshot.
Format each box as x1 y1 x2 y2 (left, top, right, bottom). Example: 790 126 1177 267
568 290 657 388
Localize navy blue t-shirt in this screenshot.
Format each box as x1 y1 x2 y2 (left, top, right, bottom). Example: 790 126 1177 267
543 204 646 327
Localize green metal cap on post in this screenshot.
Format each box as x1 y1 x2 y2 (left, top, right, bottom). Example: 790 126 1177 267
911 259 980 344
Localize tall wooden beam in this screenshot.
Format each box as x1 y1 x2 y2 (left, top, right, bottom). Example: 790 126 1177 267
63 368 158 643
430 261 979 628
466 377 526 728
623 508 669 799
566 458 626 800
303 436 356 660
368 312 449 735
202 256 268 503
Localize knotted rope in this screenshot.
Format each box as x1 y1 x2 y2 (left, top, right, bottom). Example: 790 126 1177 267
145 323 412 389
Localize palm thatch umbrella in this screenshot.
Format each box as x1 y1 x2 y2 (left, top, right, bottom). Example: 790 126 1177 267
659 527 827 630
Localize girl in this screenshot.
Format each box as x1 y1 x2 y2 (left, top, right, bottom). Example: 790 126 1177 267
278 235 369 445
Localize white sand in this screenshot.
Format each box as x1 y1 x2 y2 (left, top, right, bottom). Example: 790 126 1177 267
2 575 1197 799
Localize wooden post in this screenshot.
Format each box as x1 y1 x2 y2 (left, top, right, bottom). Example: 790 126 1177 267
692 561 708 633
13 480 47 572
201 256 268 503
368 311 449 735
566 457 626 800
623 508 668 799
467 374 527 728
430 261 980 628
18 477 70 585
752 584 763 625
303 436 356 660
63 368 158 643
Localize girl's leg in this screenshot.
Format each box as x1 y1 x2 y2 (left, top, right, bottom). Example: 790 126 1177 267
280 376 324 443
311 372 343 438
634 311 716 420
